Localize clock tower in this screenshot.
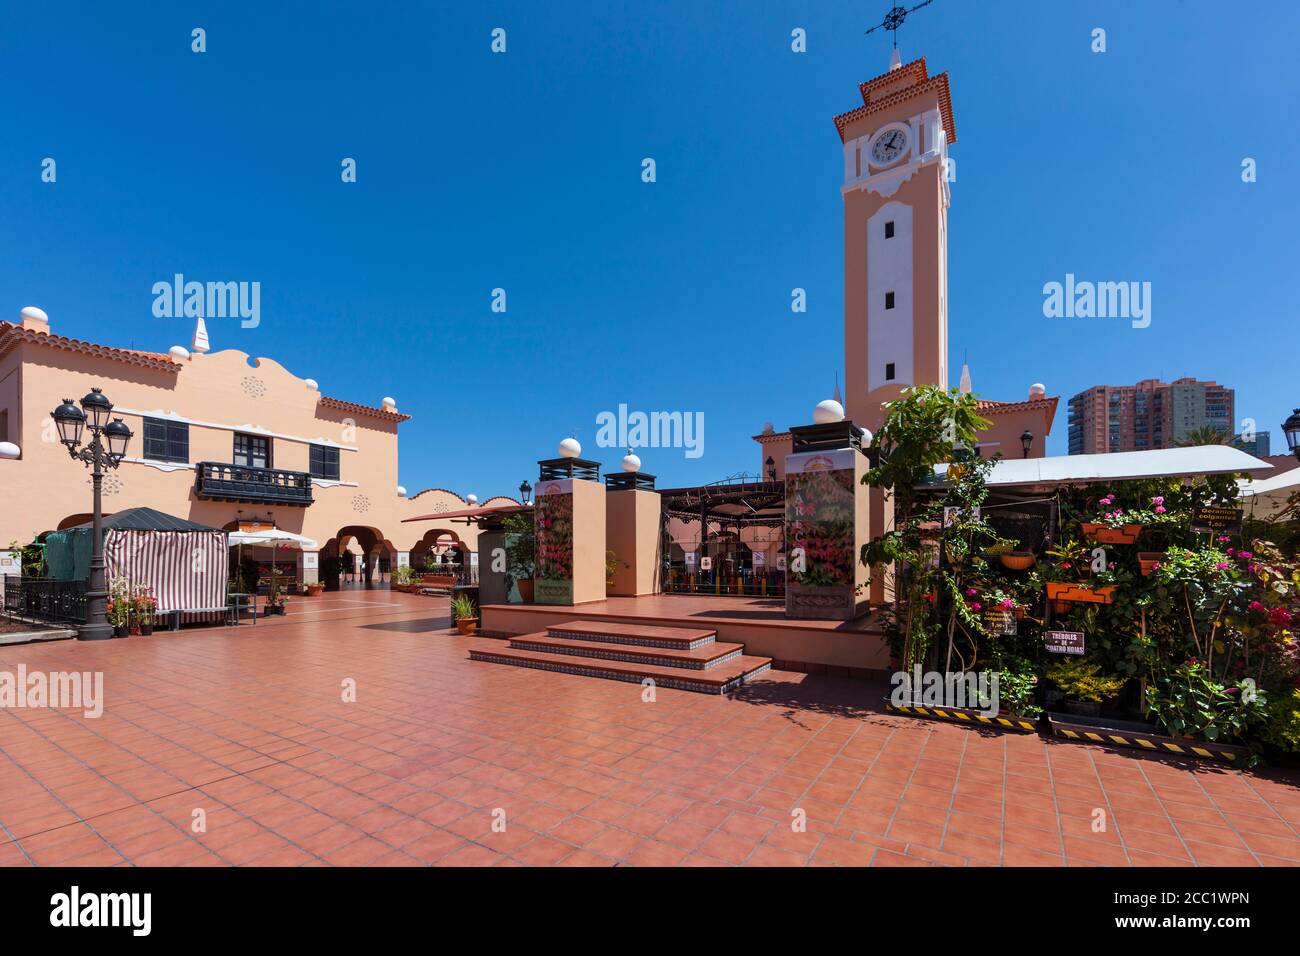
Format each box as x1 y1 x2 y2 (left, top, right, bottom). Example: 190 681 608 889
835 53 956 431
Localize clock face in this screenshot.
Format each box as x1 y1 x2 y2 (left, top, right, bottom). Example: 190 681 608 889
870 127 909 166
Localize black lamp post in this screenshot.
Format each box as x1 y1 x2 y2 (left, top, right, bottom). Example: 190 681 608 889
1284 409 1300 461
51 387 133 641
1020 429 1034 458
765 456 776 481
519 480 532 505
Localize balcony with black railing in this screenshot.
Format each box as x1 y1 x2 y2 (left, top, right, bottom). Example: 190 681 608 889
194 461 314 506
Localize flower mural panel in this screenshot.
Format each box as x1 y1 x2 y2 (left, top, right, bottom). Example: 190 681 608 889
534 479 575 604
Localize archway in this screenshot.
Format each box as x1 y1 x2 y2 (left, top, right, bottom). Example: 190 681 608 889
322 525 398 589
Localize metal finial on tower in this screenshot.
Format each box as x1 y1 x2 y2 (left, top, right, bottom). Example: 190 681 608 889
865 0 936 52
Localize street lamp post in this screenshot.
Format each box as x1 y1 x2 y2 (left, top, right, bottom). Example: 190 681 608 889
519 480 532 505
51 388 133 641
1283 409 1300 461
1020 430 1034 459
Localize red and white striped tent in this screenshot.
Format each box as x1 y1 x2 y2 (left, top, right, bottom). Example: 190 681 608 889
70 507 228 613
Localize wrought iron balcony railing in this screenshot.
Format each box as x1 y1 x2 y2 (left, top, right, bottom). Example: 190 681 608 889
3 577 89 625
194 461 314 506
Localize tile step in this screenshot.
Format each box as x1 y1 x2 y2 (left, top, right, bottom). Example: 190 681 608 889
468 642 771 695
545 619 717 650
508 633 745 670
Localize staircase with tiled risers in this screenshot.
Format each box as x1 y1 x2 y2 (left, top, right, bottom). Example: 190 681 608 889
467 620 772 695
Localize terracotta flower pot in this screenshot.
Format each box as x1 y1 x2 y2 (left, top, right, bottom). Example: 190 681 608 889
1046 581 1116 605
1138 552 1165 576
456 617 479 636
1000 552 1036 571
516 579 535 603
1081 522 1142 545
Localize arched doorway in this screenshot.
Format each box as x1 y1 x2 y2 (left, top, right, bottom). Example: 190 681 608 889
322 525 397 589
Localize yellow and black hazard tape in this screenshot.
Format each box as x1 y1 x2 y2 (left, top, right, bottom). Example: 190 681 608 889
883 701 1038 732
1048 720 1248 763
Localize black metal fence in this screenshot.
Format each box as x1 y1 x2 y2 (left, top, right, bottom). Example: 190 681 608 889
2 577 89 625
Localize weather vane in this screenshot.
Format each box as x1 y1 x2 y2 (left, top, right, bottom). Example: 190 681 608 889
865 0 936 49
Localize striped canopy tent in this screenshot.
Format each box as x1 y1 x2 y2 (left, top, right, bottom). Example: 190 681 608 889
63 508 228 613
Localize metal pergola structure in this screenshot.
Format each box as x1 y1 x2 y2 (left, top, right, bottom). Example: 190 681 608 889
658 474 787 596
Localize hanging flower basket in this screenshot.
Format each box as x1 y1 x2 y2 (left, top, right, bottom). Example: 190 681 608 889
1081 522 1142 545
1045 581 1116 606
999 551 1036 571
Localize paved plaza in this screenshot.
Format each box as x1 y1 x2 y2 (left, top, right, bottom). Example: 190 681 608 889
2 591 1298 867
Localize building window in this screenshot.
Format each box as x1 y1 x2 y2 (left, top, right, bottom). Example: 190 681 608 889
884 220 895 239
310 444 340 481
142 417 189 464
233 433 271 470
885 362 896 381
885 291 895 310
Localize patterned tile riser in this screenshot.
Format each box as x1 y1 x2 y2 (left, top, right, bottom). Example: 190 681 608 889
545 628 714 650
468 651 770 695
508 641 741 671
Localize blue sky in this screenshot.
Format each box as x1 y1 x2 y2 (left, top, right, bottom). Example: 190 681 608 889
4 1 1296 496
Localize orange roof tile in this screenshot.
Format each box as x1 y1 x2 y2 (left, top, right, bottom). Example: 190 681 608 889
833 57 956 145
317 395 410 423
0 321 177 372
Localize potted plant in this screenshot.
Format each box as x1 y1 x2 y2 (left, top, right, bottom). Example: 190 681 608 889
391 565 417 592
132 586 157 637
1046 658 1128 717
264 577 289 615
451 593 478 635
107 576 131 637
502 512 536 602
303 581 324 597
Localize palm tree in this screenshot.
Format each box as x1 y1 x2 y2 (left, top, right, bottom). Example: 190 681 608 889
1174 426 1233 447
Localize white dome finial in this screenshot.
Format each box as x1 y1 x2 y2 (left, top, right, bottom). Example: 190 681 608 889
958 363 972 395
889 48 902 71
558 437 581 459
622 449 642 473
813 399 845 425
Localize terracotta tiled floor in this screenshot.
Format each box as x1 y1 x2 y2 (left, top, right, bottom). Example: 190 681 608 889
2 590 1298 866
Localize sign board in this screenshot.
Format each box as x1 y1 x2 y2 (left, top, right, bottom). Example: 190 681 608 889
1192 505 1243 534
685 551 697 567
1044 629 1085 655
982 608 1017 637
396 552 410 568
776 555 786 571
699 557 713 571
752 551 766 568
0 551 19 577
301 552 319 570
943 506 981 527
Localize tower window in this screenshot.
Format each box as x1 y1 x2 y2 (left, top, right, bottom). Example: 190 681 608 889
884 220 895 239
885 291 895 310
885 363 896 381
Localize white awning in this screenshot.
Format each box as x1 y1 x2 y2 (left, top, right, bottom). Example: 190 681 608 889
1238 466 1300 519
924 445 1273 490
227 529 319 549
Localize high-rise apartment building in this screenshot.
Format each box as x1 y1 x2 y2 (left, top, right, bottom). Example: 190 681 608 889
1067 378 1234 454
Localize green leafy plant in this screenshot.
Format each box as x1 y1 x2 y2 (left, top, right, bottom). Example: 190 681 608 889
1144 659 1266 742
1046 658 1128 703
502 512 536 578
392 565 417 586
1260 689 1300 753
450 593 477 621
